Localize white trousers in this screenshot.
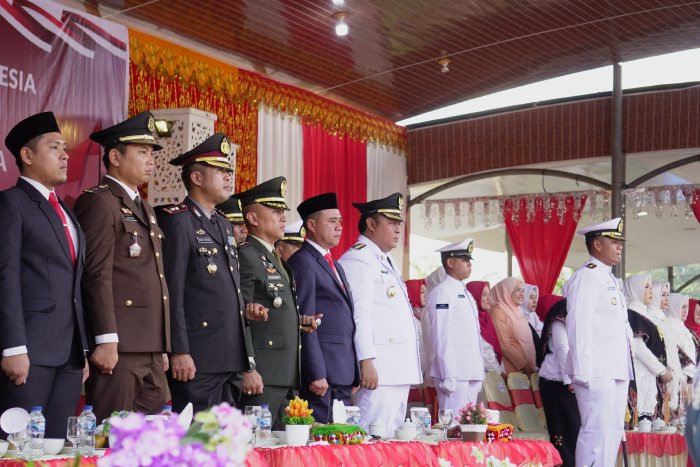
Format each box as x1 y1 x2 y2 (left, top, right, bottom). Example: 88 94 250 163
437 380 483 424
354 384 410 436
574 378 629 467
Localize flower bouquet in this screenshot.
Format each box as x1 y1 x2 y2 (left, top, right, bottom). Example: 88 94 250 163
282 397 314 446
457 402 488 442
98 403 251 466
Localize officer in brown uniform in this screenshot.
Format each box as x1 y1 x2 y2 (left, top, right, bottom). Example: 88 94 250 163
74 112 170 423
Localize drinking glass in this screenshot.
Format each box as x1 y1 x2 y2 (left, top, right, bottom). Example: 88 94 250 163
244 406 260 446
438 409 453 437
8 428 29 459
66 417 80 455
420 412 432 436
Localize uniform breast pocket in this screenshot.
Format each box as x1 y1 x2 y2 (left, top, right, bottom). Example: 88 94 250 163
186 311 224 332
253 333 285 350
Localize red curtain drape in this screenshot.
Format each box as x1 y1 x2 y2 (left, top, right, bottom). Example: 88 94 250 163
302 122 367 259
693 190 700 224
503 196 587 295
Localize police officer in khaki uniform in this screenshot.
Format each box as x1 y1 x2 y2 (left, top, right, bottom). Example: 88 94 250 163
564 217 633 467
236 177 320 429
157 133 263 413
74 112 170 423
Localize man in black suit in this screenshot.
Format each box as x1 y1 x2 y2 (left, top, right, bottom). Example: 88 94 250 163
287 193 359 423
0 112 88 437
157 133 265 413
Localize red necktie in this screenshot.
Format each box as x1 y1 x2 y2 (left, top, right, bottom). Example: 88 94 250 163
324 253 344 289
49 192 76 265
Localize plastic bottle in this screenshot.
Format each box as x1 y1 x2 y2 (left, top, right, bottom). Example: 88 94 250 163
28 406 45 457
78 405 97 455
257 404 272 442
160 404 173 420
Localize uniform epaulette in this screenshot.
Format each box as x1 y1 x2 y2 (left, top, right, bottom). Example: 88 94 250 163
351 242 366 250
585 263 597 269
83 184 108 193
161 203 188 215
237 241 251 249
215 207 225 216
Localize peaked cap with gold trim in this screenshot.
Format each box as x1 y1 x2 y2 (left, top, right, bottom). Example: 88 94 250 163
236 176 289 210
169 133 234 171
90 111 162 151
352 192 404 221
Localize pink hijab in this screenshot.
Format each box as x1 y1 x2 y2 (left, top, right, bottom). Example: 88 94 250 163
490 277 536 373
466 281 502 363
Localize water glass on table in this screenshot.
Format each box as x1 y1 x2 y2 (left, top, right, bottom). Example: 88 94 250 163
8 428 29 459
244 406 261 446
66 417 80 455
438 409 453 437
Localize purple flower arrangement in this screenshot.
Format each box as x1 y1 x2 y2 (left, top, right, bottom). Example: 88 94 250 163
98 403 252 466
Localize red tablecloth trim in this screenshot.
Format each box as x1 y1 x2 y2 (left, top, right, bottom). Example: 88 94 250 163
248 440 561 467
433 440 562 466
0 454 101 466
623 431 687 457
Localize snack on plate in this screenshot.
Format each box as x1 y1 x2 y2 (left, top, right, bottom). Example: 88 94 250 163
311 424 367 445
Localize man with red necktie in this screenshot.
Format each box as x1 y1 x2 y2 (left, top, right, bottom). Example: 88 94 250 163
287 193 359 423
0 112 89 438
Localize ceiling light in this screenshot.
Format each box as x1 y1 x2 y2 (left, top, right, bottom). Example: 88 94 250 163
638 211 648 217
331 0 345 5
334 12 349 36
438 58 451 73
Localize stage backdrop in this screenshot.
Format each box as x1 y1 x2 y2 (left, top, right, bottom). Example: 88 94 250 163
0 0 128 204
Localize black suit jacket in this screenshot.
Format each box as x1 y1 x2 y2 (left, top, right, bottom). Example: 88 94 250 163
287 242 359 387
157 197 253 374
0 178 88 365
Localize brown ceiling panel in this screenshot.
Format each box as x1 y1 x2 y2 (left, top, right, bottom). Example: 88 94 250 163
86 0 700 120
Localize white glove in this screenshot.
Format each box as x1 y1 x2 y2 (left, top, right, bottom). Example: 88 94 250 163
438 378 456 394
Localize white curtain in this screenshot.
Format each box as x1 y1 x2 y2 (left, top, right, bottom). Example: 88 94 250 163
366 142 408 274
256 106 304 221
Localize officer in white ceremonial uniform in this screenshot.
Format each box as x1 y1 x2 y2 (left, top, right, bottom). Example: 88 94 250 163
339 193 421 436
564 217 633 467
426 238 484 419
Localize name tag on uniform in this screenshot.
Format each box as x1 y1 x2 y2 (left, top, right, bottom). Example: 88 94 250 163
380 270 389 274
457 294 466 298
122 215 137 222
197 236 213 244
436 303 449 310
607 286 616 291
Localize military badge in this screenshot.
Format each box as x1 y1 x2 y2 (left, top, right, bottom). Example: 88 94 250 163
273 296 283 308
220 137 231 155
618 220 624 233
196 228 205 235
120 207 133 215
150 214 156 224
207 263 218 275
280 179 287 198
397 194 404 209
387 286 396 298
467 241 475 254
128 232 142 258
611 297 618 305
147 114 156 133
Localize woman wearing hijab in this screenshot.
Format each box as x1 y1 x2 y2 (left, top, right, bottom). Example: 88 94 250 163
489 278 537 375
537 294 579 467
653 281 682 417
406 279 427 320
685 298 700 359
522 284 544 337
466 281 504 374
625 275 670 423
666 293 697 389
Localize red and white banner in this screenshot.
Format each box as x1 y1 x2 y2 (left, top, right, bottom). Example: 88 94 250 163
0 0 127 204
